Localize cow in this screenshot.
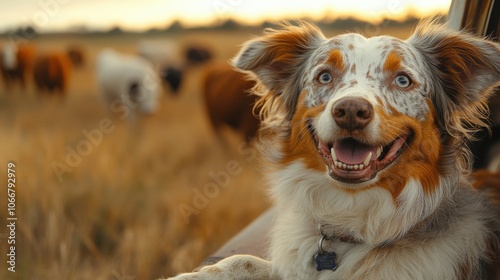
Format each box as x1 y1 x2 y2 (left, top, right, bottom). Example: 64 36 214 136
33 52 72 96
185 45 212 66
97 48 160 119
67 45 85 68
201 62 259 143
1 43 36 91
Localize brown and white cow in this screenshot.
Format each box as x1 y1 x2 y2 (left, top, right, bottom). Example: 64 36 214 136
1 43 36 91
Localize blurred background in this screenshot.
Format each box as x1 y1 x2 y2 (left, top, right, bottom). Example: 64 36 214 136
0 0 451 279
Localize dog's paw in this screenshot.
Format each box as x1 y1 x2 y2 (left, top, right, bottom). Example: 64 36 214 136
166 264 227 280
166 272 203 280
166 254 273 280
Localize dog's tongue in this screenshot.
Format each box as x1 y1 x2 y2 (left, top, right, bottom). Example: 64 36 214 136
333 139 377 165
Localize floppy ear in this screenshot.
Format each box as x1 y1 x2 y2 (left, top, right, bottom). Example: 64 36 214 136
409 21 500 141
232 22 325 119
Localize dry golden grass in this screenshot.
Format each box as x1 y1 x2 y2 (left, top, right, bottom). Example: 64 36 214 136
0 25 413 279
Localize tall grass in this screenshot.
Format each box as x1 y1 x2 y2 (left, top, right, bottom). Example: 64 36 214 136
0 31 271 279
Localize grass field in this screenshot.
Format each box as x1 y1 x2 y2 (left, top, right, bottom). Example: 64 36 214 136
0 24 414 279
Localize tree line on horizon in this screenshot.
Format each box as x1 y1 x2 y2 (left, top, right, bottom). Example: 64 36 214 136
1 15 440 38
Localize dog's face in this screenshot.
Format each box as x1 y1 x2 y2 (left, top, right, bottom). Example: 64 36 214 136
298 33 440 192
234 22 500 198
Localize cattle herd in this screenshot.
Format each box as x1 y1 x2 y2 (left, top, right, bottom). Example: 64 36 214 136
1 43 77 96
0 40 262 142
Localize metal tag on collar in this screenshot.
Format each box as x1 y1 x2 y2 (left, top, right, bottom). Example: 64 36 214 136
314 234 338 271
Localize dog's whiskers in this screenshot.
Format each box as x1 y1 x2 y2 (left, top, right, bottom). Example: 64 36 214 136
292 119 314 143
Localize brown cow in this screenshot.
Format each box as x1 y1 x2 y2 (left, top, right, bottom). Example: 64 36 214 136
67 45 85 68
202 62 259 143
33 53 71 96
1 43 36 90
185 45 212 66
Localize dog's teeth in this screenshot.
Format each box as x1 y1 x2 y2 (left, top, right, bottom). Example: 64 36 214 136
377 146 383 158
359 164 364 169
354 164 359 170
363 152 372 166
342 163 347 169
330 148 337 161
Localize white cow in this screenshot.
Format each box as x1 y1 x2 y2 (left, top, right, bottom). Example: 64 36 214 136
96 49 160 118
2 44 17 70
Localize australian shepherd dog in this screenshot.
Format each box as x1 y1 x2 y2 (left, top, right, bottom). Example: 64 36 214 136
170 21 500 280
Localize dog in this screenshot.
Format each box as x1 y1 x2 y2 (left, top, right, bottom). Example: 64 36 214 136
169 21 500 280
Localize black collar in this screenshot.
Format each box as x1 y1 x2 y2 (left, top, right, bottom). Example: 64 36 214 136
318 224 362 244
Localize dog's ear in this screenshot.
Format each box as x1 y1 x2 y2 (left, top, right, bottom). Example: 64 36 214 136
232 22 325 119
409 21 500 141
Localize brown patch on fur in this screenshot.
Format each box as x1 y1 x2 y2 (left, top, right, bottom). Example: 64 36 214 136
383 51 402 73
280 92 326 172
366 70 375 80
243 261 256 273
428 36 490 106
473 170 500 208
236 22 324 121
350 64 356 74
326 50 345 72
373 100 441 199
244 23 321 78
457 260 476 280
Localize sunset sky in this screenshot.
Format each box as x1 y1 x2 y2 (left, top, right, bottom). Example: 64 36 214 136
0 0 452 32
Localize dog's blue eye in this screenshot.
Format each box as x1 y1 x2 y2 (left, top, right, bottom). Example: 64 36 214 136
394 74 412 88
318 72 332 84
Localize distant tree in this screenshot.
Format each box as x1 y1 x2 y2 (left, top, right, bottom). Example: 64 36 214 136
6 25 38 43
69 24 89 34
260 21 275 29
331 18 367 29
107 26 123 34
219 19 240 30
166 21 183 32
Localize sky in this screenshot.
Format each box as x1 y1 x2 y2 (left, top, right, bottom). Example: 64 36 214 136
0 0 452 32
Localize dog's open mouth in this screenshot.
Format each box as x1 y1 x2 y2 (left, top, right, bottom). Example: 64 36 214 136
308 122 411 184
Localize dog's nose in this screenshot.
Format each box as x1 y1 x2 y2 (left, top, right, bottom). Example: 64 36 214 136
332 97 373 132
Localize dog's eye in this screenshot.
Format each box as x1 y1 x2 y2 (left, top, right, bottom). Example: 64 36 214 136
318 72 333 84
393 74 412 88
